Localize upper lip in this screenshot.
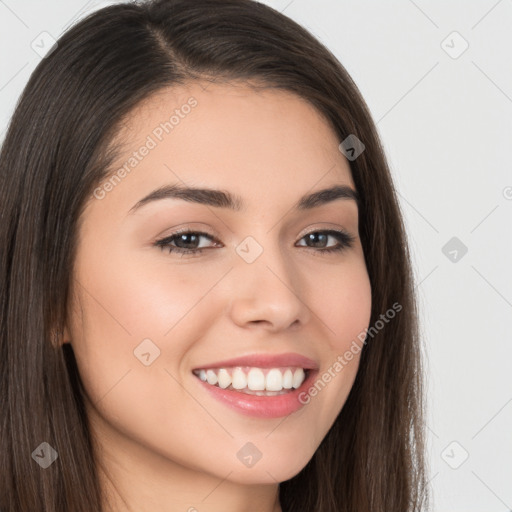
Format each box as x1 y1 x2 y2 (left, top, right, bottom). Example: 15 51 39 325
192 352 319 371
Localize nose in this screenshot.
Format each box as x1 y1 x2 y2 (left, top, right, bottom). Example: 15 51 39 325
227 242 311 333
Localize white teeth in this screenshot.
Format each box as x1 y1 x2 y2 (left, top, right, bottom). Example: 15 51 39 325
247 368 265 390
231 368 247 390
265 368 283 391
292 368 305 389
282 369 293 389
193 366 309 393
206 369 218 385
217 369 231 389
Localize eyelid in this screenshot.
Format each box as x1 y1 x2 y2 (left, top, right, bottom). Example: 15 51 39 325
296 228 356 250
155 223 355 244
154 224 223 244
298 224 356 243
154 224 356 257
154 229 222 250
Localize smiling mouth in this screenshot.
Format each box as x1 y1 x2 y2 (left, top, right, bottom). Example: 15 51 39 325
192 366 309 396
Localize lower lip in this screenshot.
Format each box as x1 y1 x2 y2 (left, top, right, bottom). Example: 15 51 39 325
194 370 318 418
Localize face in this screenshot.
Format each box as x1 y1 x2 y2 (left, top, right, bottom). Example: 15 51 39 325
64 81 372 495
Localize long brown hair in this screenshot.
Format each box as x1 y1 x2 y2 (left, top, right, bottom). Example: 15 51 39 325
0 1 430 510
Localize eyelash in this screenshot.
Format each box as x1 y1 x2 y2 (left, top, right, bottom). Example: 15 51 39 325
154 228 356 257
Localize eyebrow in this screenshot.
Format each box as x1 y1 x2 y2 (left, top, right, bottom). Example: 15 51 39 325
127 183 359 214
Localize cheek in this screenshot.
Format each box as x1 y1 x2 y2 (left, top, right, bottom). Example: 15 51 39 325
73 241 227 342
67 259 214 466
67 248 229 414
312 257 372 352
300 257 371 427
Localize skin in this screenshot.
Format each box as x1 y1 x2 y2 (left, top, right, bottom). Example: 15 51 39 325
61 80 372 512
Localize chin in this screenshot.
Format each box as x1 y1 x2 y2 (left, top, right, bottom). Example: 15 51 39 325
220 448 314 485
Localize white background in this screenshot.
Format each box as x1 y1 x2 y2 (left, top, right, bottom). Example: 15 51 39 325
1 1 511 510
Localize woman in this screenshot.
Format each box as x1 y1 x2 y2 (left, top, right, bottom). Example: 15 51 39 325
0 0 430 510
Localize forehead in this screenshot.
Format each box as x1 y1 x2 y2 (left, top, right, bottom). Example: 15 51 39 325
87 80 356 219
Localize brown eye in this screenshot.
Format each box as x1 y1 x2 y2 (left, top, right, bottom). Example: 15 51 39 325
154 231 219 256
296 230 355 253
